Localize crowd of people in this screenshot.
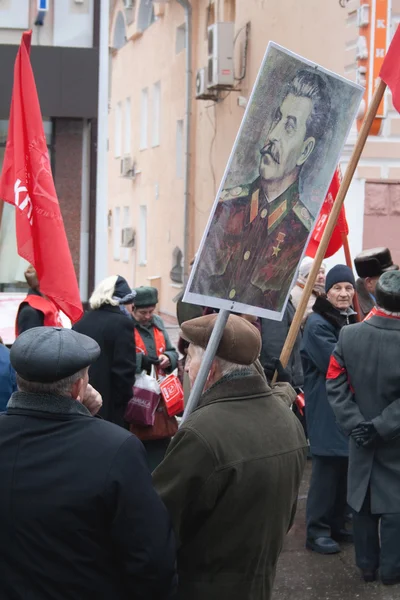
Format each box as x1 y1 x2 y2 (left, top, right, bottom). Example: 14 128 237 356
0 246 399 597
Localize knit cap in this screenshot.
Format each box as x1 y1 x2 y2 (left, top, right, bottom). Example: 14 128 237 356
325 265 355 293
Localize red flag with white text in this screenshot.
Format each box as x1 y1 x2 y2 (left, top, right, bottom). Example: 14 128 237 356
0 31 83 323
306 169 349 259
380 25 400 113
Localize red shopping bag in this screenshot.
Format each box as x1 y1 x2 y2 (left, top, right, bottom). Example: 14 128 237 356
159 374 184 417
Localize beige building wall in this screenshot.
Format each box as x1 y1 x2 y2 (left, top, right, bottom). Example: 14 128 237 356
108 0 186 313
342 0 400 264
109 0 349 315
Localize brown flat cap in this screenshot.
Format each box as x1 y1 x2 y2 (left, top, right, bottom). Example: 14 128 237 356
181 313 261 365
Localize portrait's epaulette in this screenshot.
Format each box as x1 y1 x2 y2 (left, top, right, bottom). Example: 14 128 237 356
219 184 251 202
292 201 313 232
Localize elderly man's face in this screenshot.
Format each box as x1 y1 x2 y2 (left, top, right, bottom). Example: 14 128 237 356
185 344 202 390
327 282 355 311
259 93 315 184
133 306 156 326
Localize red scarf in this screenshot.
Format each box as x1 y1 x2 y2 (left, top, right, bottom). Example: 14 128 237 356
364 306 400 321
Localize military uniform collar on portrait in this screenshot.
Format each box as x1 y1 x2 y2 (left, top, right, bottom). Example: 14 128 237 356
219 178 313 235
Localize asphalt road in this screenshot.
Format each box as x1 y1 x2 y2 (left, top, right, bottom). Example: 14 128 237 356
273 462 400 600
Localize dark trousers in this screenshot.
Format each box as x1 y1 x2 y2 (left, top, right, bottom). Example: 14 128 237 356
353 487 400 578
306 455 348 540
142 438 170 472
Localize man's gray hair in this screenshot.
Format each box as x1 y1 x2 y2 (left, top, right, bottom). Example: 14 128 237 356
191 345 250 377
16 369 87 396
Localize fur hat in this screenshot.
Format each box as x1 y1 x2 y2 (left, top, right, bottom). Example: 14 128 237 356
133 286 158 308
354 247 398 279
376 271 400 312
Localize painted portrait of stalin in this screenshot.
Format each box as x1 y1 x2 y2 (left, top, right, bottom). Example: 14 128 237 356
190 69 332 312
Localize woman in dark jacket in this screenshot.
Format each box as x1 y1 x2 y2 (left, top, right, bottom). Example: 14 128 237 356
73 276 136 428
301 265 357 555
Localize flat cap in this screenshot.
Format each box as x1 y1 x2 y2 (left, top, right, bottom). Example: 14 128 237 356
376 271 400 313
11 327 100 383
181 313 261 365
354 247 398 279
133 286 158 307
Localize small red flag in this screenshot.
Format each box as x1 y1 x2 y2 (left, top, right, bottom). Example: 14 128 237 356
306 169 348 259
0 31 83 323
380 25 400 113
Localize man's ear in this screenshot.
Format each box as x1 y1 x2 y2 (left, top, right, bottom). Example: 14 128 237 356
297 137 315 166
71 378 84 401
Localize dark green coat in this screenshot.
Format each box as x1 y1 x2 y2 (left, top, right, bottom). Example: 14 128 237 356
153 371 307 600
133 314 178 374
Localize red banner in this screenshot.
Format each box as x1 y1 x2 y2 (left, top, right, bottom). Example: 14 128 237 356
306 169 349 259
0 31 83 323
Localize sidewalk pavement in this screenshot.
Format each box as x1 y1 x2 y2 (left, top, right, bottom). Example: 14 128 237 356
273 462 400 600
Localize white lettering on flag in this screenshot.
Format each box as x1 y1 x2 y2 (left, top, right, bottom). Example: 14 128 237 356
14 179 33 225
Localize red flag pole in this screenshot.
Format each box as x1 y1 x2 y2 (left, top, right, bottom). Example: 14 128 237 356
340 232 361 322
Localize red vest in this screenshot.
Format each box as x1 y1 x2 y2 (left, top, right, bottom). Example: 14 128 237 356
135 326 166 377
134 327 166 357
15 294 63 336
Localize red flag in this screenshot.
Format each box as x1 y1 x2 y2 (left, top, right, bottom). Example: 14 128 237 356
0 31 83 323
306 169 349 259
380 25 400 113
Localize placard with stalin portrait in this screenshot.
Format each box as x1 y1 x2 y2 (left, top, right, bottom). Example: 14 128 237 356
185 43 363 321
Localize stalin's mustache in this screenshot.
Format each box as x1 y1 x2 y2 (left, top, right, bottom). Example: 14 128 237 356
261 142 280 165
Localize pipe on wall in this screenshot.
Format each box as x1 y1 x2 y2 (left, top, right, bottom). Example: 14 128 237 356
176 0 192 285
94 0 109 286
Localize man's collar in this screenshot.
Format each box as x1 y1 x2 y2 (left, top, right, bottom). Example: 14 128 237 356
259 180 300 209
7 391 92 417
197 370 270 409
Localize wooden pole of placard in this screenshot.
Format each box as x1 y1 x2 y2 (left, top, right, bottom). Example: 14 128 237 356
274 79 387 381
341 232 361 321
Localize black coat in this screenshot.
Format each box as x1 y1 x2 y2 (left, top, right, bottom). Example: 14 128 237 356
328 316 400 513
73 305 136 427
260 299 304 388
301 297 357 457
355 277 375 320
0 391 177 600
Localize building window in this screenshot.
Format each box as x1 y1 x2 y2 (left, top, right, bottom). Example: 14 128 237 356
139 205 147 265
176 119 184 179
122 206 130 263
124 97 131 155
176 23 186 53
115 103 122 158
113 206 121 260
152 82 161 147
140 88 148 150
138 0 155 32
112 11 127 49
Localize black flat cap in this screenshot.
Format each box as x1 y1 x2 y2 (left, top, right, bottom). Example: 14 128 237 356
11 327 100 383
376 271 400 313
354 247 398 278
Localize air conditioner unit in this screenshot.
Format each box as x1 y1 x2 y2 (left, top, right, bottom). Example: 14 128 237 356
207 22 234 89
121 227 136 248
195 67 218 100
120 156 136 178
